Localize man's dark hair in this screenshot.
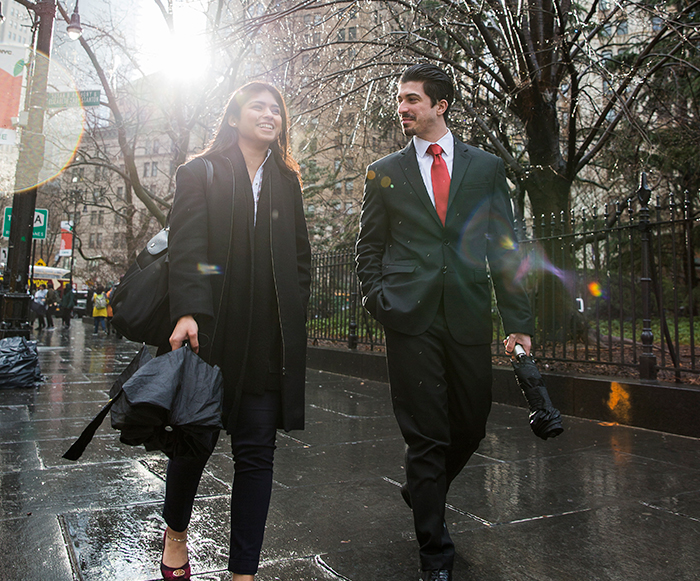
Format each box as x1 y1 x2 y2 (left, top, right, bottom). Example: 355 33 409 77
400 64 454 122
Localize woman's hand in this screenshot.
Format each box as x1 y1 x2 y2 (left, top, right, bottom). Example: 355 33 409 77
170 315 199 353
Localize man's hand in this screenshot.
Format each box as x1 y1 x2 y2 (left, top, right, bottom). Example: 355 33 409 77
170 315 199 353
504 333 531 356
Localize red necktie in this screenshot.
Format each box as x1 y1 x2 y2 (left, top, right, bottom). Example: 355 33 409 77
428 143 450 225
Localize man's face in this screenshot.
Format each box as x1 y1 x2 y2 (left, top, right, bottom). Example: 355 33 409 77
397 81 446 138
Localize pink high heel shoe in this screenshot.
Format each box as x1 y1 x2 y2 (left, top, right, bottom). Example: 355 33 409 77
161 531 191 580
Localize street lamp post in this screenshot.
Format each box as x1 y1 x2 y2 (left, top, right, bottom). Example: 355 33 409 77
0 0 81 338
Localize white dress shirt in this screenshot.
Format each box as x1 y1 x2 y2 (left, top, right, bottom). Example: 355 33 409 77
413 130 454 208
252 149 272 225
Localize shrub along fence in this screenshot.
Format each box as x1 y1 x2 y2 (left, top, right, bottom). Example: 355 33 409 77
307 177 698 383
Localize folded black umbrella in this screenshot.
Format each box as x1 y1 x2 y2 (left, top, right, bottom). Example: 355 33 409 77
111 345 224 459
64 345 223 461
510 345 564 440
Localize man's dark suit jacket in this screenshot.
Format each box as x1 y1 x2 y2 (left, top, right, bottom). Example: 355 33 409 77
356 137 534 345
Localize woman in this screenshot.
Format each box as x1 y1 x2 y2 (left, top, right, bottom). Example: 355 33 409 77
91 285 108 335
160 82 311 581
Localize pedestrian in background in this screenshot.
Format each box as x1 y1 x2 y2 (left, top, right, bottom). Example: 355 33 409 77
159 82 311 581
356 64 534 581
60 282 75 328
106 284 121 338
32 283 47 331
91 285 108 335
45 281 56 330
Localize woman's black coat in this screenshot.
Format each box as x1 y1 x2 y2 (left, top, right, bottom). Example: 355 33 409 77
167 153 311 432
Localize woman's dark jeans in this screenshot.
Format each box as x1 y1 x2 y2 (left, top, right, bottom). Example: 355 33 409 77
163 389 280 575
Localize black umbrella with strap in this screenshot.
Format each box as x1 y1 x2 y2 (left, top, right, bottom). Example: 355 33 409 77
64 345 223 461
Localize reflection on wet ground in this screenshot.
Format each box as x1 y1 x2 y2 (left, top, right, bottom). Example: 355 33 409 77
1 322 699 580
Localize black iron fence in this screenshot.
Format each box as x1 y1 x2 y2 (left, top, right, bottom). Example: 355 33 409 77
307 180 698 382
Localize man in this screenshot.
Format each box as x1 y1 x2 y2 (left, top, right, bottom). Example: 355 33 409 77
355 64 534 581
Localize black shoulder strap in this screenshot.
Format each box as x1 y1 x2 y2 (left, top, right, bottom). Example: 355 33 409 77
165 157 213 228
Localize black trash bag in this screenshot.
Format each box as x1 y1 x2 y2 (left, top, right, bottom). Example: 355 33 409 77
0 336 42 389
510 346 564 440
63 344 152 460
112 346 224 459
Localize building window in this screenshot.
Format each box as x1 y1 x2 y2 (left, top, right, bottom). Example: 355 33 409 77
151 162 158 177
143 162 150 178
617 20 628 35
96 233 102 248
152 139 160 154
90 211 96 225
345 180 354 194
116 186 124 199
348 27 356 40
651 16 663 31
337 28 345 41
113 232 121 249
88 233 95 248
98 211 104 225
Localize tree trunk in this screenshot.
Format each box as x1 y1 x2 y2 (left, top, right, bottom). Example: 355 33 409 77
520 97 578 342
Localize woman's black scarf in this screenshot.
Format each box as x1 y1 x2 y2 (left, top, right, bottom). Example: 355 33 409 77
219 143 285 430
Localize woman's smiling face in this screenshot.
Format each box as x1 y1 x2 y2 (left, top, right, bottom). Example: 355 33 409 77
229 89 283 148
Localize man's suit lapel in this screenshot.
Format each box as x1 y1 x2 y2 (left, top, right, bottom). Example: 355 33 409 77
398 141 443 228
447 139 473 214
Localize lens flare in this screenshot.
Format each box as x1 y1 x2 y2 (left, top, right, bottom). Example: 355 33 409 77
500 235 516 250
197 263 222 275
588 282 603 297
4 51 86 193
513 244 576 295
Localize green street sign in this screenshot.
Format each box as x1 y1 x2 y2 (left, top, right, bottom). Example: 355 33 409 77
2 208 49 240
46 89 101 109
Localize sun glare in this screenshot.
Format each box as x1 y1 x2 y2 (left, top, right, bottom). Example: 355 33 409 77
138 2 210 83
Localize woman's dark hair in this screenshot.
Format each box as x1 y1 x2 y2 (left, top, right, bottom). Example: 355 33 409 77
198 82 300 178
400 64 454 122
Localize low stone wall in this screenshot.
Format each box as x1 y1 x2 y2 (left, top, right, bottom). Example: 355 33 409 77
307 345 700 438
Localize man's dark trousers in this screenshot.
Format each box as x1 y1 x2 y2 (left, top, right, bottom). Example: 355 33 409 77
385 301 492 571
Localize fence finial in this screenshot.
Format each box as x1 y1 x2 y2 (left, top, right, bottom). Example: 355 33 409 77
637 172 652 206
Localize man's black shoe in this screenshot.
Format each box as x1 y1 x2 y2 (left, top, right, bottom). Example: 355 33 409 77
400 483 412 509
420 570 452 581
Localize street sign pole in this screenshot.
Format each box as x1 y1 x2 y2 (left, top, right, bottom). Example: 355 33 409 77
1 0 55 339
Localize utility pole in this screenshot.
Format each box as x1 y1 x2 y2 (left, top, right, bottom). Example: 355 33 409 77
1 0 55 338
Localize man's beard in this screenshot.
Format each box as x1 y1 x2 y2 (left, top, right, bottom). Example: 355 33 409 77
400 116 416 137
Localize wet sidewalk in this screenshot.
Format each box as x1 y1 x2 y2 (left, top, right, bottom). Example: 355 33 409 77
1 322 700 581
